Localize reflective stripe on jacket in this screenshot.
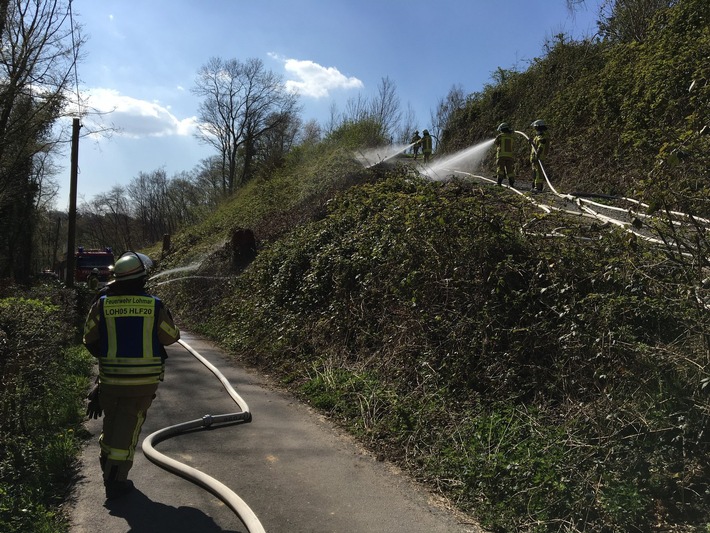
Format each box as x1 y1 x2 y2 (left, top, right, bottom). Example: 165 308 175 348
421 134 433 153
495 133 514 159
531 132 549 160
84 293 180 385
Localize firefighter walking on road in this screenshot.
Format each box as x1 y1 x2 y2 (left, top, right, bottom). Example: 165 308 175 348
83 252 180 500
494 122 515 187
529 119 549 192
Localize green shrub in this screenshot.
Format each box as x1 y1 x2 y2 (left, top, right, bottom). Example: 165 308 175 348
0 292 92 533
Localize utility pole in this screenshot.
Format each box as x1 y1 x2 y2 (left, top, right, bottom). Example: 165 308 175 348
65 117 80 287
52 216 61 274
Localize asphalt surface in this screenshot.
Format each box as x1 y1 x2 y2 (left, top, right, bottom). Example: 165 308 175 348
67 331 482 533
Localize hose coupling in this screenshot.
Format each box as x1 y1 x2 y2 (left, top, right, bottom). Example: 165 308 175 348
202 414 214 428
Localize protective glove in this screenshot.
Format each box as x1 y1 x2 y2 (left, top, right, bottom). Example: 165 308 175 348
86 384 103 419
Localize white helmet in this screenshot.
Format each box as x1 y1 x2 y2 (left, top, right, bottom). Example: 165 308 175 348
113 252 150 281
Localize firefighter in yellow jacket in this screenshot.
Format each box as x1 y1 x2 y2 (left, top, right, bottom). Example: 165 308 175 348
421 129 433 163
494 122 515 187
410 130 422 159
83 251 180 499
529 119 549 192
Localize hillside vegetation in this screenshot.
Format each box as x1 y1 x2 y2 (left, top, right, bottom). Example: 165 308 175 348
127 1 710 531
443 0 709 202
0 283 94 533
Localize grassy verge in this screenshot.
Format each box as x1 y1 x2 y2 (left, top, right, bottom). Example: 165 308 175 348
0 285 94 533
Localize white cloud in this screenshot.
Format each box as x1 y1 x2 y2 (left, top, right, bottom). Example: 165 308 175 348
269 53 363 98
79 88 198 139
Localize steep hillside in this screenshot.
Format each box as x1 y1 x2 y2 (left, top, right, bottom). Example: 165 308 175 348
152 164 710 531
443 0 709 202
148 2 710 530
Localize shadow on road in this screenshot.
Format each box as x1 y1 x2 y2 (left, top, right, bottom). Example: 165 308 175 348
104 488 243 533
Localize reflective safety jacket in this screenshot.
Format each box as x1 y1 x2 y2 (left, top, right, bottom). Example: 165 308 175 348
83 293 180 385
421 133 433 153
531 132 549 161
495 132 514 159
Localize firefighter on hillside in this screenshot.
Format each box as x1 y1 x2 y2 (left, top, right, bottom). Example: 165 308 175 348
421 129 433 163
411 130 422 159
494 122 515 187
529 119 549 192
83 252 180 500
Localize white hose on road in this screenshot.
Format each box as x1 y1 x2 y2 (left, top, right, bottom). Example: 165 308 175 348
142 339 265 533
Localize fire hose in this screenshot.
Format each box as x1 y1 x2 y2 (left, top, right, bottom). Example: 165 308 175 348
142 339 266 533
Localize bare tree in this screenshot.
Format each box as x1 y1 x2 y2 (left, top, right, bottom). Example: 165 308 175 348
597 0 675 43
299 119 322 146
344 93 370 124
192 57 299 194
398 102 418 144
0 0 83 280
193 155 226 208
432 84 467 151
324 102 341 136
164 172 202 230
335 77 403 146
78 186 133 253
127 169 171 244
369 76 401 142
255 111 301 176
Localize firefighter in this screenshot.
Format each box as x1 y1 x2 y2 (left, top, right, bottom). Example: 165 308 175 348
411 130 422 159
83 251 180 500
529 119 549 192
421 129 433 163
87 268 100 291
494 122 515 187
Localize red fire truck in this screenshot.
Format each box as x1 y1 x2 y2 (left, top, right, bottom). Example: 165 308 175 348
75 247 115 284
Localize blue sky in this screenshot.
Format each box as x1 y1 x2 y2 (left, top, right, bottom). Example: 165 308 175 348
57 0 601 209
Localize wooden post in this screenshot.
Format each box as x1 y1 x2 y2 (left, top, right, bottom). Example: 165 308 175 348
65 118 80 287
162 233 171 257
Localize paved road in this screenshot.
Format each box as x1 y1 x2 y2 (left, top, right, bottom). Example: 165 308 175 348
68 332 482 533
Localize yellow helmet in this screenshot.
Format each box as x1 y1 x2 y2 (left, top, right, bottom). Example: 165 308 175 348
113 252 148 281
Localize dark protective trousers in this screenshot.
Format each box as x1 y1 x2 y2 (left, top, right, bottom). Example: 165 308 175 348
99 382 159 482
532 158 545 190
496 157 515 186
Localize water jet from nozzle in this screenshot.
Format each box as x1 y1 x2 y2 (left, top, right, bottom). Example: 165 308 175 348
421 138 494 180
356 142 416 168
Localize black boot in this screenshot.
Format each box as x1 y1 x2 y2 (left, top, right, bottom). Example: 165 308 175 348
105 479 135 500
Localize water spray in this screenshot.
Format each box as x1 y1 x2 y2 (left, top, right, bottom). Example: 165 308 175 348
420 138 495 181
152 275 232 287
149 262 203 280
356 142 415 168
